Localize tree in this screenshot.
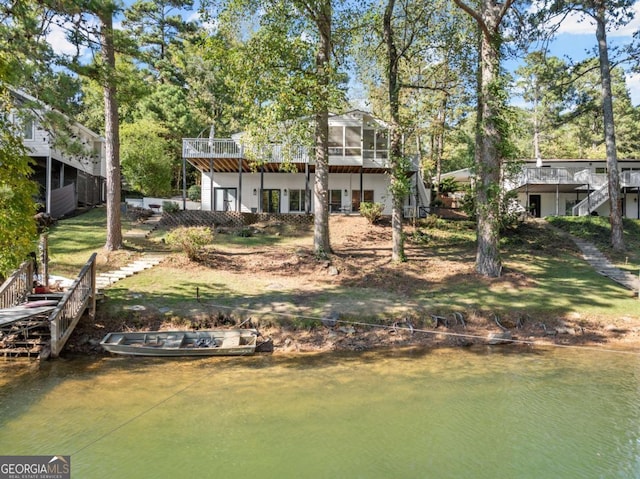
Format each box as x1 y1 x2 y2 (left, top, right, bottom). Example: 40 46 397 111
45 0 125 251
0 88 38 281
123 0 196 84
382 0 412 262
99 4 124 251
207 0 347 257
536 0 635 251
453 0 517 277
120 119 173 196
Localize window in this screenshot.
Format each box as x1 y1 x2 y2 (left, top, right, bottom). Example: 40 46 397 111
22 118 34 140
344 126 361 156
595 167 607 174
289 189 306 212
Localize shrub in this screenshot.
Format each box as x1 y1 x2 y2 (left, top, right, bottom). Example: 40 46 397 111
162 201 180 213
187 185 201 201
359 202 384 224
165 226 213 260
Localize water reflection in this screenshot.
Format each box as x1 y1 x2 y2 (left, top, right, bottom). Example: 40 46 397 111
1 346 639 478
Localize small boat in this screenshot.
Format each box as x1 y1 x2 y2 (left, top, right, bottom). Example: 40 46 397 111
100 329 259 357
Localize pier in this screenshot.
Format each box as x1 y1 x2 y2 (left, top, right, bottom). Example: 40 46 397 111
0 254 97 359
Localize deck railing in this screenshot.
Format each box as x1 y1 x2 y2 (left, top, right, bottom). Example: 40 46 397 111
49 253 96 358
509 168 608 189
182 138 393 167
0 260 34 309
621 170 640 187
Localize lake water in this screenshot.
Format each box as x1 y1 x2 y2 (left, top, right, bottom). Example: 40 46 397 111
1 346 639 478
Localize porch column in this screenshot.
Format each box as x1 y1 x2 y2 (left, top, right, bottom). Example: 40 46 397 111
556 184 559 216
305 163 310 214
587 184 591 215
238 158 243 212
46 155 52 215
181 155 186 210
260 165 264 213
525 184 529 213
209 158 214 212
360 166 364 204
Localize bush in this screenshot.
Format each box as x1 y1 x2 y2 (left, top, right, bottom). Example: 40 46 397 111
162 201 180 213
359 202 384 224
187 185 201 202
165 226 213 260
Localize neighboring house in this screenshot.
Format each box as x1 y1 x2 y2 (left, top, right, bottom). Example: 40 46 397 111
440 158 640 219
182 111 430 216
9 88 106 218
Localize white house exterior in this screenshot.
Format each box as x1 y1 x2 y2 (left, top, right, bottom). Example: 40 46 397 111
182 111 430 216
10 88 106 218
441 158 640 219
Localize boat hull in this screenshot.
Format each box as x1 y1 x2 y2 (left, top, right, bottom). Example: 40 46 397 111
100 329 258 357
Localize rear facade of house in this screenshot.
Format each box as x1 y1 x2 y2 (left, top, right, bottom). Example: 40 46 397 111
182 111 431 217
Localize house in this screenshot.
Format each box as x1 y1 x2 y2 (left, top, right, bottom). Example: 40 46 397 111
9 88 106 218
182 111 430 216
440 158 640 219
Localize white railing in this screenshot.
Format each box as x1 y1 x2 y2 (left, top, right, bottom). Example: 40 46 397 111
0 260 34 308
508 168 607 190
621 171 640 187
183 138 396 168
183 138 242 158
572 183 609 216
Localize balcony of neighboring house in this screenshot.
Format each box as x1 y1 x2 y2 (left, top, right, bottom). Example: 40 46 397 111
508 167 608 192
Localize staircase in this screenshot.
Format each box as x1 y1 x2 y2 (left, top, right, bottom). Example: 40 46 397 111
572 183 609 216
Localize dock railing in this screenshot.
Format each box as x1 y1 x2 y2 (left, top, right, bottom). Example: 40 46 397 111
0 260 34 309
49 253 96 358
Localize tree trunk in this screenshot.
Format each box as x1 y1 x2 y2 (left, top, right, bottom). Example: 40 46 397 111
595 4 624 251
473 1 503 277
100 10 123 252
312 1 332 257
384 0 406 262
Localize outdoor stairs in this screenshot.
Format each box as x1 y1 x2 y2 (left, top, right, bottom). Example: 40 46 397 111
95 255 166 290
96 213 167 290
572 183 609 216
544 221 640 293
571 237 640 293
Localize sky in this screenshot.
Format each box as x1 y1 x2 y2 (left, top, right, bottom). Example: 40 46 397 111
45 2 640 107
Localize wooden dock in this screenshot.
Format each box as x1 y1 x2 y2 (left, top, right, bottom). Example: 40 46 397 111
0 254 97 359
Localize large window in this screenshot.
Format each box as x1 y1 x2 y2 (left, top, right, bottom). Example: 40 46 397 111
289 189 306 212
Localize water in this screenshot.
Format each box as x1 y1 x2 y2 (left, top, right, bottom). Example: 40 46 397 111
1 346 639 478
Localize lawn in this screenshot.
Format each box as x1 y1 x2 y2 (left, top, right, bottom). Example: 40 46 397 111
47 209 640 336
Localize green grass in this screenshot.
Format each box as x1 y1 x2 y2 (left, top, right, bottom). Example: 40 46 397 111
47 207 139 277
547 215 640 276
47 210 640 331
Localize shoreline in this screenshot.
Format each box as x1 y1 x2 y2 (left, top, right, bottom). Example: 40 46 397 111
65 314 640 357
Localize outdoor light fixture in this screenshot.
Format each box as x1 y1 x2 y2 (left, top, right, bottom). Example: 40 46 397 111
253 188 257 196
344 189 348 196
284 189 288 196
